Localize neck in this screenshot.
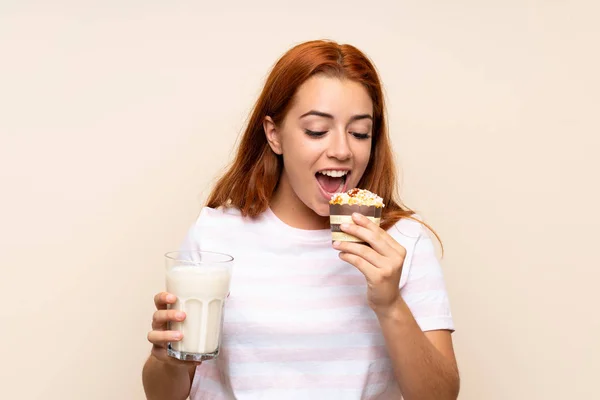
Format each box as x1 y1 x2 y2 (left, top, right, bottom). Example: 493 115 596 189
269 173 329 230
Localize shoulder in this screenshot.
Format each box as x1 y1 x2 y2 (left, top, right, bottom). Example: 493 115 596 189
193 206 244 226
191 206 270 234
184 206 268 251
387 214 428 242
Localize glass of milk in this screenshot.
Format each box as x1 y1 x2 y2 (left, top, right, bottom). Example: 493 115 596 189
164 251 233 362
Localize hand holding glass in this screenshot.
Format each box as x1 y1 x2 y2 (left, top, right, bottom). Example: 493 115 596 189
164 251 233 362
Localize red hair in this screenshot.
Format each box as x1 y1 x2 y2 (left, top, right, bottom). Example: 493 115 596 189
206 40 440 245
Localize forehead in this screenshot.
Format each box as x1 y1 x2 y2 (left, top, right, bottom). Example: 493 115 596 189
288 75 373 117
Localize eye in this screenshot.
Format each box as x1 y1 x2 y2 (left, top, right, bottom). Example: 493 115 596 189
351 132 371 140
304 129 327 137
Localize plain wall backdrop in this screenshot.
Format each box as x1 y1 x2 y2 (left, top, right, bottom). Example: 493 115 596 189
1 1 599 399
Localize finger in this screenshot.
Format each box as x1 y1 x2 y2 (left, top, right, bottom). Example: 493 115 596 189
154 292 177 310
351 213 409 261
351 212 381 233
351 213 402 255
333 240 386 268
147 330 183 345
338 251 378 281
370 226 407 260
152 310 186 330
387 238 407 259
341 220 390 255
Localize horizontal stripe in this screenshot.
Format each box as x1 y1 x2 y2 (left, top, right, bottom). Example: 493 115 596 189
226 371 391 390
228 284 366 299
229 266 361 278
224 357 392 376
402 280 447 294
224 333 386 351
229 269 364 279
223 305 375 324
410 253 443 270
331 232 365 242
226 256 355 271
221 345 389 363
194 386 390 400
330 224 344 233
226 292 368 311
404 300 452 318
231 274 366 287
223 317 380 336
329 204 383 217
330 215 381 224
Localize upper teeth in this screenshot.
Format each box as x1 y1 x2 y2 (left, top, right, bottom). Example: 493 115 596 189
319 170 348 178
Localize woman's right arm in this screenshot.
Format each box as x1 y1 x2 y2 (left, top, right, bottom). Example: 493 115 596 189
142 292 199 400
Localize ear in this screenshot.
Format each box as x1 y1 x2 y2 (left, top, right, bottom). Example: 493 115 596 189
263 116 283 155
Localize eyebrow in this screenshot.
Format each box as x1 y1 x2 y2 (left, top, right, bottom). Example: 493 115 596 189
299 110 373 122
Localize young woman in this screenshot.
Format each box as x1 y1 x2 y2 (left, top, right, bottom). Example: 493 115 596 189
143 40 460 400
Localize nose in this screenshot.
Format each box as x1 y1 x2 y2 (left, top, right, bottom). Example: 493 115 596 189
326 131 352 161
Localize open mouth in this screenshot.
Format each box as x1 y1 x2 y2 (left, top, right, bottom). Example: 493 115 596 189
316 170 350 195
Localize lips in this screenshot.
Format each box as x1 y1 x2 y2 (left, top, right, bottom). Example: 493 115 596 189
316 170 350 199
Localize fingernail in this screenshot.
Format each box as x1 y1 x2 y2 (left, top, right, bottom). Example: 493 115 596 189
332 241 341 248
176 312 185 320
352 212 362 220
166 294 176 302
172 332 182 340
340 223 350 230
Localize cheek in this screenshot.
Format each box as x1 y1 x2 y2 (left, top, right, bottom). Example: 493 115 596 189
282 150 313 182
354 143 372 169
284 141 320 171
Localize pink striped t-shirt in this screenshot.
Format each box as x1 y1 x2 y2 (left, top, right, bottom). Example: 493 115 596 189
180 206 454 399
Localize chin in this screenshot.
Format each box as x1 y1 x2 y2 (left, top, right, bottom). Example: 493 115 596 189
312 202 330 217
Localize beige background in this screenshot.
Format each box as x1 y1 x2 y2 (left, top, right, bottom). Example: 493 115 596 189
1 1 599 399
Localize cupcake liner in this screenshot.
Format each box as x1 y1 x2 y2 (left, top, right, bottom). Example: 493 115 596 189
329 204 382 244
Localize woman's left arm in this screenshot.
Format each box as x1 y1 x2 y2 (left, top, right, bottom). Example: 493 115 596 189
334 213 460 400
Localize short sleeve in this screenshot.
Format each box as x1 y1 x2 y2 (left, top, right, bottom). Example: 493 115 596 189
399 226 455 333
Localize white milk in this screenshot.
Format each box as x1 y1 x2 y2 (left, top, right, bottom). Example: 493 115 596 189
166 266 232 354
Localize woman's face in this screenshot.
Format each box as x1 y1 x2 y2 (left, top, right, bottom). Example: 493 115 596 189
265 75 373 220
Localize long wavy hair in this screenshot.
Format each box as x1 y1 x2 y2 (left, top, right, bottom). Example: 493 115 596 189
206 39 440 245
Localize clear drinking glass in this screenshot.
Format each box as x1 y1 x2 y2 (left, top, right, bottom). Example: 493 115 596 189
164 250 233 362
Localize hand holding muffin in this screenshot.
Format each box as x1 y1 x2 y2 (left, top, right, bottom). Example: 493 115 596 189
330 188 407 314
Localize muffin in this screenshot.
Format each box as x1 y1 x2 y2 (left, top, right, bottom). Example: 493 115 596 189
329 188 384 244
